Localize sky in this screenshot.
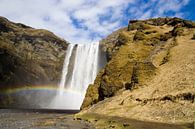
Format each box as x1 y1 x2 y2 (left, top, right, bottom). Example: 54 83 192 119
0 0 194 44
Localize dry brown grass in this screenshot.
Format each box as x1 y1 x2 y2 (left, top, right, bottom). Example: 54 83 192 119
81 19 195 124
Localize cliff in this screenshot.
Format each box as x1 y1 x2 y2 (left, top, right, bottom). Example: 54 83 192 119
0 16 195 128
0 16 68 88
79 17 195 128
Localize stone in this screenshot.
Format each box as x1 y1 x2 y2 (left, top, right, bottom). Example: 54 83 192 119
0 16 68 88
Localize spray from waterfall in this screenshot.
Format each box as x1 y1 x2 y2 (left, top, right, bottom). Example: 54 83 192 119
49 42 104 109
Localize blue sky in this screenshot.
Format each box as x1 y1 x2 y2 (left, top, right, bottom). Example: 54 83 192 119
0 0 194 43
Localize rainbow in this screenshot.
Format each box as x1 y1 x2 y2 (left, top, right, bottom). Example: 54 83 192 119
0 85 81 95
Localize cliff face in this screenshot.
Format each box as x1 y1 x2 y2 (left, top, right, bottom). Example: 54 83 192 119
80 18 195 124
1 16 195 126
0 17 68 88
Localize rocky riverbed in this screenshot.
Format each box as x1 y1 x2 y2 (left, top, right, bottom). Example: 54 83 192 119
0 109 94 129
0 109 193 129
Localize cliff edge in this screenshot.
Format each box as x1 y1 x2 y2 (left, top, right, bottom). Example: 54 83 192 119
0 17 68 88
79 17 195 127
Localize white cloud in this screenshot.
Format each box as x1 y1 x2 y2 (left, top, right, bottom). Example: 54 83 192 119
128 0 190 20
0 0 190 44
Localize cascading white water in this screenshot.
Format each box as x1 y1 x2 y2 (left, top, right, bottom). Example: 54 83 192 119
59 44 74 95
67 43 99 92
49 42 101 109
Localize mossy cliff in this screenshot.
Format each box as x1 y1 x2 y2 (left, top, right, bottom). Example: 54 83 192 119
0 16 195 128
0 16 68 88
79 17 195 125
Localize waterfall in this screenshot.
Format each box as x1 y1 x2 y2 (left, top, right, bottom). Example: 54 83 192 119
59 44 74 95
49 42 102 110
67 43 99 92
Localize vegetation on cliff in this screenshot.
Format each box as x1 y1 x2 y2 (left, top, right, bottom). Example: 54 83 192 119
0 16 195 128
0 16 68 88
80 17 195 125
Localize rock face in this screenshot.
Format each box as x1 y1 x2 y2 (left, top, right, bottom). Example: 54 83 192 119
0 16 68 88
80 17 195 123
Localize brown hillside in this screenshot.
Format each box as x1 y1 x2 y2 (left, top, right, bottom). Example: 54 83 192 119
0 16 68 88
79 18 195 127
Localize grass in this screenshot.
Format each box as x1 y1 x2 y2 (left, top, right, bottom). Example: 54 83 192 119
75 113 193 129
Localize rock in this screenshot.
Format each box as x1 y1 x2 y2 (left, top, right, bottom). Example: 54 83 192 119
0 16 68 88
123 123 130 127
183 20 195 28
100 28 127 61
81 18 195 125
166 17 184 26
128 21 151 31
192 34 195 40
133 30 145 41
81 70 105 109
109 125 115 128
171 26 184 36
